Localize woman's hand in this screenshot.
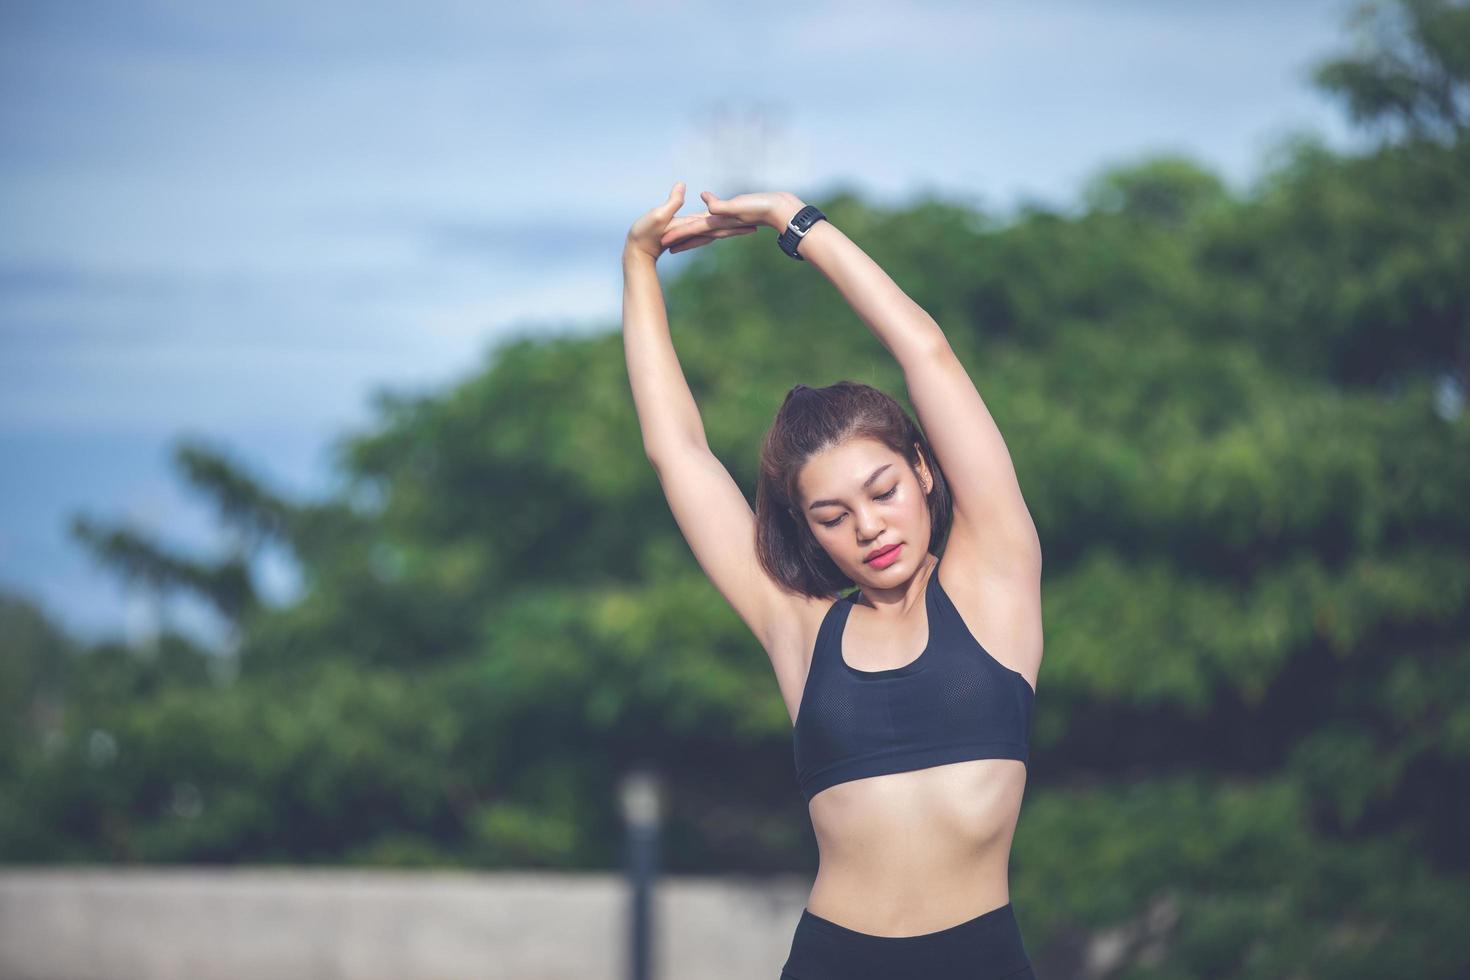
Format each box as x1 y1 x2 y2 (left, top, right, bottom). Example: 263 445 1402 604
626 181 761 261
659 190 805 252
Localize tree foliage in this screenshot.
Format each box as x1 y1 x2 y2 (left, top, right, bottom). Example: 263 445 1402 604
3 1 1468 974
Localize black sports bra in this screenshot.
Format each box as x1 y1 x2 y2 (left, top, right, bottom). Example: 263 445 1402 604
792 560 1036 804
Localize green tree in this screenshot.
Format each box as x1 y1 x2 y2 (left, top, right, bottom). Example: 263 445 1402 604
2 0 1467 975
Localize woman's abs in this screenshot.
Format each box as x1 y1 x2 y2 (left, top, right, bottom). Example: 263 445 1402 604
803 758 1027 937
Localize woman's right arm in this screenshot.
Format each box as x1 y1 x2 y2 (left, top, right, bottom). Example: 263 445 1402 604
622 180 756 457
622 242 708 458
621 186 811 661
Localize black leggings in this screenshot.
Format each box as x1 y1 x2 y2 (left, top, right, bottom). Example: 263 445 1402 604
779 902 1036 980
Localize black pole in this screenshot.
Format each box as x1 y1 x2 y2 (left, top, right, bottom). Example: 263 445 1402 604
620 766 664 980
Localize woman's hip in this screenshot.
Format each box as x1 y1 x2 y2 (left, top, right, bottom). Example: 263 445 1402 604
779 901 1035 980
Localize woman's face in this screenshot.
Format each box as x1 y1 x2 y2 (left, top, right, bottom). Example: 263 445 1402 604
795 437 935 587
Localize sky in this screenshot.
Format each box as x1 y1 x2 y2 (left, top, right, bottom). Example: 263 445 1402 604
0 0 1370 650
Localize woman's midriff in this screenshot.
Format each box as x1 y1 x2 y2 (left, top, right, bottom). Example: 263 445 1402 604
804 756 1027 937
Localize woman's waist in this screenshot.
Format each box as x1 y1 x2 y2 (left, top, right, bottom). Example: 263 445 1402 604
807 758 1026 848
806 856 1014 938
811 811 1017 881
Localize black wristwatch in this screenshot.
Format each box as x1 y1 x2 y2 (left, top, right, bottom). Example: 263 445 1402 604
777 204 827 261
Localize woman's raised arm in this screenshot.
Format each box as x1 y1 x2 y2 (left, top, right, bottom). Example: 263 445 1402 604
622 181 759 460
684 190 1042 568
621 185 813 664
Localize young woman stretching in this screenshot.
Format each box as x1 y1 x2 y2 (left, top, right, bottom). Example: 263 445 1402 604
623 182 1043 980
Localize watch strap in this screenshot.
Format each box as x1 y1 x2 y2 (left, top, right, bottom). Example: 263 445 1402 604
778 204 827 261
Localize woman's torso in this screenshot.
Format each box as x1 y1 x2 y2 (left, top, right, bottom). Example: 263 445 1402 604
779 551 1042 938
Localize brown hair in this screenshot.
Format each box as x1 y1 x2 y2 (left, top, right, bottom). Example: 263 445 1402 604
754 380 954 598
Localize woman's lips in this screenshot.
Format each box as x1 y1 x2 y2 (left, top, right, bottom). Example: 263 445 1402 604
866 543 902 568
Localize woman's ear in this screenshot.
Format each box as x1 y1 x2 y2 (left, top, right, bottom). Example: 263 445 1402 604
913 442 933 495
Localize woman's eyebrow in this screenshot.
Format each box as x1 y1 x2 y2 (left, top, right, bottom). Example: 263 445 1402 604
807 463 893 510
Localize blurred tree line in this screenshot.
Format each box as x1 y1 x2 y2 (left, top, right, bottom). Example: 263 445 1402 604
3 0 1467 975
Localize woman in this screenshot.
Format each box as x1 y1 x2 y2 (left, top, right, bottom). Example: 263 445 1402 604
623 182 1043 980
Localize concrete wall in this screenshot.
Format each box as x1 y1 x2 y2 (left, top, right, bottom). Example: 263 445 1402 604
0 868 811 980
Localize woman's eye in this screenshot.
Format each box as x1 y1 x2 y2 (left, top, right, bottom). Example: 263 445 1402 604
819 487 898 528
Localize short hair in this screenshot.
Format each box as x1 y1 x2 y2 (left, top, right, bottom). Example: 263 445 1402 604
754 380 954 598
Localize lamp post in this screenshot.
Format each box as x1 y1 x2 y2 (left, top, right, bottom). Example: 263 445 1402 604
619 766 664 980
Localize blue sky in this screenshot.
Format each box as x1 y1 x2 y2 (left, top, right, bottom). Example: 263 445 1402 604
0 0 1367 648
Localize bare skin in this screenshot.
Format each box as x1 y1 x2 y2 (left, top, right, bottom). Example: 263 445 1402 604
791 556 1033 937
779 438 1039 937
624 181 775 261
624 184 1043 939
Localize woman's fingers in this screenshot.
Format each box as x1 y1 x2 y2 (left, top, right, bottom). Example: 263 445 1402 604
671 235 716 253
627 181 687 250
670 228 755 252
662 214 758 244
651 182 685 221
669 226 758 253
663 212 743 233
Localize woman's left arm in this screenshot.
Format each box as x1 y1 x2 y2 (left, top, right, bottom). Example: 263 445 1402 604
769 195 1042 570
